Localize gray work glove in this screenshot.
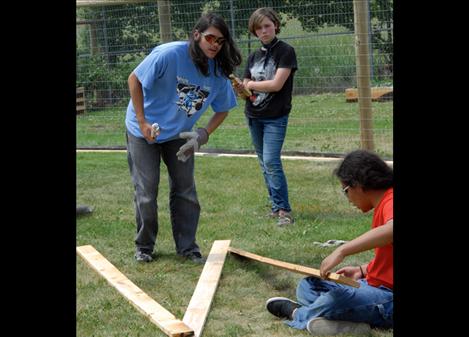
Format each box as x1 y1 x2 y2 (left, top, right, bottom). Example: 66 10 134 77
176 128 209 162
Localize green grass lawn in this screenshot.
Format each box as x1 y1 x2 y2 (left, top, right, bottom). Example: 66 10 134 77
77 152 392 337
77 93 393 159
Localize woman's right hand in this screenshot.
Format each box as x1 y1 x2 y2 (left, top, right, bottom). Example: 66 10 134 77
139 120 155 142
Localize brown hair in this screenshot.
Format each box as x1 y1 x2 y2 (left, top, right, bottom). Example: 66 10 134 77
248 7 281 36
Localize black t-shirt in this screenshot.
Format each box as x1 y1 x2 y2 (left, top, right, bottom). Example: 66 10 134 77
243 38 298 118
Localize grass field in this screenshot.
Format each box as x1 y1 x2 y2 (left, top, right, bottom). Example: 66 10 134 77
76 152 392 337
77 93 393 158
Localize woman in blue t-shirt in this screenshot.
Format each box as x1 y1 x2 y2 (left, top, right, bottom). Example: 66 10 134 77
125 13 241 264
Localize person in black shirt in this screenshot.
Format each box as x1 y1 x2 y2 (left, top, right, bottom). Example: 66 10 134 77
233 7 297 226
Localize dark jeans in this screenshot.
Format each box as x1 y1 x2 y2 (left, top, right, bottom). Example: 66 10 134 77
126 131 201 256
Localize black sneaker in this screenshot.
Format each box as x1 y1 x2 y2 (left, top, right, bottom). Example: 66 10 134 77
306 317 371 336
134 250 156 262
266 297 300 320
184 252 206 264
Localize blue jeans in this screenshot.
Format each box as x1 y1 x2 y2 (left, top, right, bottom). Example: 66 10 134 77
285 277 393 330
126 131 201 256
247 115 291 213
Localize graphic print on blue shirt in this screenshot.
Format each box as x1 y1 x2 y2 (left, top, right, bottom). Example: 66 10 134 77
176 76 210 117
125 41 237 142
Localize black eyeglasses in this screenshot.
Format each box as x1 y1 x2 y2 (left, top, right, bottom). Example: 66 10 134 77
201 32 226 46
342 185 350 196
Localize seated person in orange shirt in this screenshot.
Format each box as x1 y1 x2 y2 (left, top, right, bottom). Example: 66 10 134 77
265 150 393 335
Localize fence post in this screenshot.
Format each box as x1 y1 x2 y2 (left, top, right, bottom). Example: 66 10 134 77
353 0 374 151
229 0 236 39
157 0 172 43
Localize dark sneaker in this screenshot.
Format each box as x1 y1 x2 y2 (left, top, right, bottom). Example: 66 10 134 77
306 317 371 336
266 297 300 320
184 252 206 264
134 251 156 263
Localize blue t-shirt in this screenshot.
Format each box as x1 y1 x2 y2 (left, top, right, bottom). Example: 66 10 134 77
125 41 237 142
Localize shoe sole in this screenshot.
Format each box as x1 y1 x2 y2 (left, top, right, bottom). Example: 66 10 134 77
307 317 371 335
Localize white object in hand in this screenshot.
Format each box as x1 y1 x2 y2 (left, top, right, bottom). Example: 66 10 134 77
151 123 160 138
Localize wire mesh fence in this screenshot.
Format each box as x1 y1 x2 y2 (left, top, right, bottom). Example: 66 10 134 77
76 0 393 158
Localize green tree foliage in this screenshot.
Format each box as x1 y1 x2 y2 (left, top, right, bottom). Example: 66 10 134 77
369 0 393 72
77 1 392 58
77 4 159 107
76 0 392 106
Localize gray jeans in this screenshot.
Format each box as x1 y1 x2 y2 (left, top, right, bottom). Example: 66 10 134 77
126 131 201 256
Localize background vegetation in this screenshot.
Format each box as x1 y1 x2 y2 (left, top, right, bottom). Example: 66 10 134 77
77 94 393 158
77 1 392 105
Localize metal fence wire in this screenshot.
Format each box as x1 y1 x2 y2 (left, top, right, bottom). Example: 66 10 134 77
76 0 393 157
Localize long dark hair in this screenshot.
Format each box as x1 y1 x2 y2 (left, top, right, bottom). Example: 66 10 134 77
334 150 393 191
188 12 242 77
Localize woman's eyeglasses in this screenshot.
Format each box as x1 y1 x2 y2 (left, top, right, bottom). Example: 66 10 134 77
342 185 350 196
201 32 226 46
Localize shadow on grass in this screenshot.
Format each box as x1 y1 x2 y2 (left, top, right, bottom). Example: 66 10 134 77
228 253 298 292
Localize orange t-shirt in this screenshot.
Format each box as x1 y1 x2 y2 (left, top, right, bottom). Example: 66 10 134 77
366 188 393 289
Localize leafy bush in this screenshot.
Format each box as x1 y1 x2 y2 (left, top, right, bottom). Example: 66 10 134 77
77 52 145 109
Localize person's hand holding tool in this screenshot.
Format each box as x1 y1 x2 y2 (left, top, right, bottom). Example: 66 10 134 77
229 74 255 101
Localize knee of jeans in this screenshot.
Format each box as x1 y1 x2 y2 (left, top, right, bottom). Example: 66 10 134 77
296 277 322 303
296 277 311 299
172 187 200 206
325 286 353 303
376 302 393 327
138 192 157 205
263 158 282 173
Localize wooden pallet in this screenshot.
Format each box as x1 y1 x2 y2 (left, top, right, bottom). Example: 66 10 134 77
76 87 85 114
345 86 393 102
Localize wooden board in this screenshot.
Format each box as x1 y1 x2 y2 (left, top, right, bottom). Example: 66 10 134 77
76 87 85 114
345 87 393 102
227 246 359 288
77 245 194 337
183 240 231 337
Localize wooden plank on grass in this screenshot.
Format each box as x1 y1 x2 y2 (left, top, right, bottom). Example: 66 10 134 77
345 86 393 102
227 246 359 288
183 240 231 337
77 245 194 337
